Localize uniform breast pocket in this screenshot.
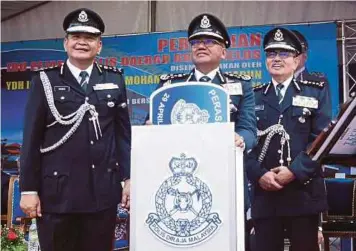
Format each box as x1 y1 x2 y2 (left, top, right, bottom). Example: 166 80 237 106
53 92 80 115
95 89 122 116
292 107 312 133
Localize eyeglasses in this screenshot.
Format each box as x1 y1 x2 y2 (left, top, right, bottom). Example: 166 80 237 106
189 39 222 48
266 51 295 59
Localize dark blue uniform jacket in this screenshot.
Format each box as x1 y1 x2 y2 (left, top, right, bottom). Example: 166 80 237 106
20 62 131 213
246 78 331 218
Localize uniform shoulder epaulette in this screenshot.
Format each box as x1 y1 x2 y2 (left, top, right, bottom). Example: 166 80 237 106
300 79 325 88
224 72 252 81
34 65 61 72
160 73 188 81
253 83 267 92
98 64 123 74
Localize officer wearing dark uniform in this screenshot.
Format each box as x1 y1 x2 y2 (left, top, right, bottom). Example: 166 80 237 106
20 8 131 251
292 29 330 84
148 13 256 251
153 13 256 152
246 27 331 251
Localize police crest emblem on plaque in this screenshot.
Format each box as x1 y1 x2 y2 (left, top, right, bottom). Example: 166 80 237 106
171 99 210 124
146 153 221 246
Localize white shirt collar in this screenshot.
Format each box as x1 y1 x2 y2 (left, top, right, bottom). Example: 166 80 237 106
271 75 293 98
194 67 220 82
294 66 305 79
66 59 94 83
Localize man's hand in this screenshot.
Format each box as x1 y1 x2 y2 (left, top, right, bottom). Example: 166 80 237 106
258 171 284 191
318 229 324 245
145 120 152 125
20 194 42 218
121 179 131 209
235 133 245 149
271 166 295 186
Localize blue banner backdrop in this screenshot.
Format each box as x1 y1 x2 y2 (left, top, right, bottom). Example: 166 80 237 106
1 22 338 145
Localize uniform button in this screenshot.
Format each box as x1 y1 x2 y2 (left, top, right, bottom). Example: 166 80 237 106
85 97 89 101
92 164 95 169
90 140 94 145
107 168 112 173
107 94 111 98
53 171 58 176
116 162 119 166
60 96 65 100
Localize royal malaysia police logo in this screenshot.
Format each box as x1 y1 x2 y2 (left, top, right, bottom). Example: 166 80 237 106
146 153 222 246
274 29 284 41
150 82 230 125
78 10 89 22
171 99 210 124
200 15 211 29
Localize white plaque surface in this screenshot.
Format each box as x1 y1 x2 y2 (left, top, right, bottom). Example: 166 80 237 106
131 123 244 251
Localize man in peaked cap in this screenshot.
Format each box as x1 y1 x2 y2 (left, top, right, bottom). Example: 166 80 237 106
149 13 256 152
292 29 330 84
20 8 131 250
246 27 331 251
146 13 256 250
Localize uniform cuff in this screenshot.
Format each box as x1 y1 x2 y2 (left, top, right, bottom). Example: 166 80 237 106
21 191 38 195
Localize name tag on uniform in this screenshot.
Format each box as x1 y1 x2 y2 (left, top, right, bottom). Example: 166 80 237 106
255 104 264 111
292 95 319 109
93 83 119 90
222 82 243 95
54 86 70 92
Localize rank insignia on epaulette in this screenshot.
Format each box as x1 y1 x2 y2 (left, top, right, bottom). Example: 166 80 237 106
310 71 325 78
224 72 252 81
160 74 169 81
252 83 265 91
300 80 325 88
35 65 60 72
160 73 188 81
98 64 123 74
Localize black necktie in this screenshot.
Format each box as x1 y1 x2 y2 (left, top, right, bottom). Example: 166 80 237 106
276 84 284 103
79 71 89 91
199 76 211 82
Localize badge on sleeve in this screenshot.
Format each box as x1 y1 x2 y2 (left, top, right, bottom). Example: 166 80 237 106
222 82 243 95
292 95 318 109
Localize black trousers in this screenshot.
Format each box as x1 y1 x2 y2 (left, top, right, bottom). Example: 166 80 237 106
254 215 319 251
37 206 117 251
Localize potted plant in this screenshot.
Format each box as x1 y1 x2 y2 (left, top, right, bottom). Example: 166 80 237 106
1 225 27 251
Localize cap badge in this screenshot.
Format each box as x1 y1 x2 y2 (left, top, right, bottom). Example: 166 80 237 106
78 11 89 23
200 15 211 29
274 29 284 42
